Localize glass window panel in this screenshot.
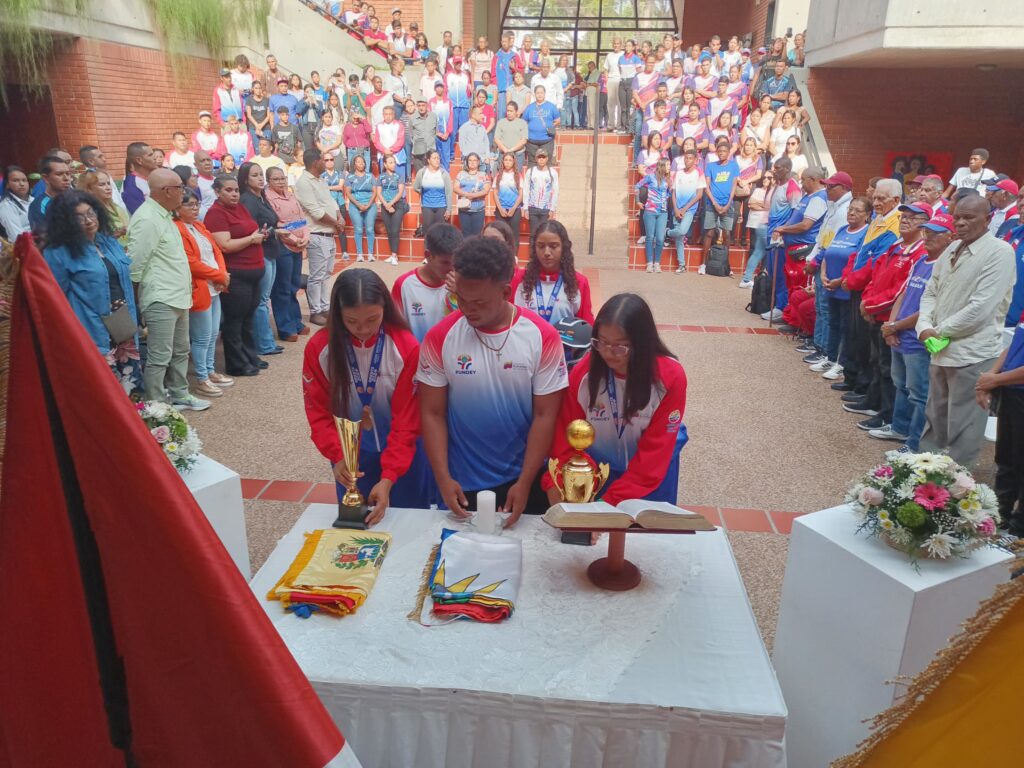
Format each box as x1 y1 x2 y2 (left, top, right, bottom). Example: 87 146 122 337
637 0 673 16
506 0 544 16
577 0 603 16
601 0 636 18
577 18 600 29
533 29 576 48
638 18 675 29
576 30 599 49
542 0 581 16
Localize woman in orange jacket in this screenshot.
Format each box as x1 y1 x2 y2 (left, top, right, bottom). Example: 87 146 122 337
175 188 232 399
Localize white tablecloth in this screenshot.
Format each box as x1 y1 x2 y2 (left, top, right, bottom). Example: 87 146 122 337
251 504 786 768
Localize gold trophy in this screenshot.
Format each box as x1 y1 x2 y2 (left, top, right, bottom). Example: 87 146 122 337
548 419 610 503
333 416 369 530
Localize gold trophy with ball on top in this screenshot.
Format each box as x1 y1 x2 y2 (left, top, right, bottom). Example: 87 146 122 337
333 416 369 530
548 419 610 543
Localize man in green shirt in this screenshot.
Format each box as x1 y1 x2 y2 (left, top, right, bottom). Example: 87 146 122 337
127 168 208 410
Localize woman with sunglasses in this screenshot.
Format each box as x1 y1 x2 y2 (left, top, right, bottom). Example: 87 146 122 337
543 292 687 508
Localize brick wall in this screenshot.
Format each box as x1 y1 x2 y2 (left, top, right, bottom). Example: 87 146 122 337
681 0 756 48
375 1 425 33
461 0 475 51
806 66 1024 192
46 38 219 177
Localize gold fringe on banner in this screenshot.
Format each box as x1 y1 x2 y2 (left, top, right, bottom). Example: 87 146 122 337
407 542 440 624
832 554 1024 767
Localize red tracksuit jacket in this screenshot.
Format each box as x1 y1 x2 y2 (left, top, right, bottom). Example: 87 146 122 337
860 238 927 321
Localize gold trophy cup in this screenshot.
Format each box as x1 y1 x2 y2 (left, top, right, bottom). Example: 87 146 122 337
548 419 610 503
333 416 369 530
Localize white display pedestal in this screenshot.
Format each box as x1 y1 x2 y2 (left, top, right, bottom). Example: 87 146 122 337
182 454 251 578
773 505 1012 768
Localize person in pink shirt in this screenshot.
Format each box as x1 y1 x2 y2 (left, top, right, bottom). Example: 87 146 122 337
342 111 372 169
372 104 407 178
191 111 226 161
473 88 496 133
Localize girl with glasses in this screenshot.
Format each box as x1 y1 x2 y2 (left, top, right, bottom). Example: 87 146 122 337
542 292 688 510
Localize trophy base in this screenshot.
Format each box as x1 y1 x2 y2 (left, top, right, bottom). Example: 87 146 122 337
586 532 641 591
332 502 368 530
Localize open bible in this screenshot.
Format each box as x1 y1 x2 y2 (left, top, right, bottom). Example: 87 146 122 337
543 500 716 531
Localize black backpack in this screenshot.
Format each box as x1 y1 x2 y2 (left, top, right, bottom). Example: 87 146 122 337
705 229 731 277
746 269 772 315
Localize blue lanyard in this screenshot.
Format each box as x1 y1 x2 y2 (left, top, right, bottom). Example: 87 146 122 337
345 330 386 409
606 373 627 440
534 275 563 322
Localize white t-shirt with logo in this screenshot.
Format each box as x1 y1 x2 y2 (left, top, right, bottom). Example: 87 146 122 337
392 268 452 342
417 307 568 490
949 166 997 191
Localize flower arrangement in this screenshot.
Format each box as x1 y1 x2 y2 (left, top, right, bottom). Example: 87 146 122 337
846 451 1000 562
136 401 202 473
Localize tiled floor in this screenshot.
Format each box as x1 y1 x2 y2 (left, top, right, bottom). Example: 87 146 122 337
237 478 803 535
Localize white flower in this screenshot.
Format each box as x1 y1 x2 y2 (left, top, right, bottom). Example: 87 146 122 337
166 442 179 453
888 527 913 546
880 518 895 531
976 485 998 512
858 487 885 506
957 498 986 523
878 510 890 521
924 532 957 559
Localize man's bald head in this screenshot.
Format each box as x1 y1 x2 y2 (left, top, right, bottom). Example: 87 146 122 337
953 194 992 244
148 168 185 212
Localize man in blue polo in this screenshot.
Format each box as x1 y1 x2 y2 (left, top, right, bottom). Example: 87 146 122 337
770 166 827 315
522 85 560 166
699 137 739 274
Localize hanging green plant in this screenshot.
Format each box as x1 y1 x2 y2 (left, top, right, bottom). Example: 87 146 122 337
0 0 90 102
145 0 270 60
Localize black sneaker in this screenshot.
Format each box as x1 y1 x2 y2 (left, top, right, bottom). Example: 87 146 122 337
802 351 822 362
414 225 424 238
857 416 887 431
841 391 864 403
797 344 817 354
830 382 853 391
843 402 879 416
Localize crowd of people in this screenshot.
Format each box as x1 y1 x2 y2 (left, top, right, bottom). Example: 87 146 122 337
1 19 1022 535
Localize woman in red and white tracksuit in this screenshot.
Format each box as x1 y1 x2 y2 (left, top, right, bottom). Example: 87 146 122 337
302 268 432 523
511 219 594 327
543 293 688 506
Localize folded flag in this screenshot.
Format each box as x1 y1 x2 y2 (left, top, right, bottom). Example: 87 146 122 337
268 529 390 617
426 528 522 623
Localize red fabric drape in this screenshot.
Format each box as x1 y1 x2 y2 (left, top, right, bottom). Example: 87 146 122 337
0 235 347 766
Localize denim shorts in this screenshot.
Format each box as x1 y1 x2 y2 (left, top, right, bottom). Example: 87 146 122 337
703 201 736 232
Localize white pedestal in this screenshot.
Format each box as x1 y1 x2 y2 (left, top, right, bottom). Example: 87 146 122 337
182 454 251 578
773 505 1012 768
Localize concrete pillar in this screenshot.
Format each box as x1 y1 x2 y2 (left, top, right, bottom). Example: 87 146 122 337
424 0 462 53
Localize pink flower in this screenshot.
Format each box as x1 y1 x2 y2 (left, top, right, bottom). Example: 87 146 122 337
151 425 171 444
914 483 951 511
950 472 976 500
858 487 885 506
135 401 146 412
873 465 894 478
977 517 996 536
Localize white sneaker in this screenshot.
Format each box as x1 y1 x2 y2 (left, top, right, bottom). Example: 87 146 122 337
869 425 909 442
697 264 706 275
808 357 833 372
738 279 754 288
760 308 783 322
356 255 365 262
675 265 686 274
654 264 662 273
366 255 377 262
637 235 646 245
172 394 211 412
645 263 654 273
341 252 350 261
822 363 844 380
386 255 399 265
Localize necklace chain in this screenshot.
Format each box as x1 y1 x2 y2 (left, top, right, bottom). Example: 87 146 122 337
473 306 515 359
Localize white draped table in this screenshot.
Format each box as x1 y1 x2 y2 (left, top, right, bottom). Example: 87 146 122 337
251 504 786 768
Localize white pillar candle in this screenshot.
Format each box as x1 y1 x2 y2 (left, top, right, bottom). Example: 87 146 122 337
475 490 497 534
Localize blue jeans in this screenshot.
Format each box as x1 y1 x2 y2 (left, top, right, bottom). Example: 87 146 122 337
631 109 643 157
349 202 377 256
255 257 278 353
813 270 830 352
271 249 305 337
642 210 667 264
891 349 931 449
826 296 849 364
765 243 788 310
667 208 697 268
566 96 580 127
742 226 768 282
189 294 221 382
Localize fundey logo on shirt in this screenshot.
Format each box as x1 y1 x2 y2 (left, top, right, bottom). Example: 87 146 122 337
667 409 681 424
455 354 475 374
589 405 609 421
410 301 424 316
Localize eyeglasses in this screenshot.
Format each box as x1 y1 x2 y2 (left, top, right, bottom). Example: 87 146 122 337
74 210 99 222
591 338 631 356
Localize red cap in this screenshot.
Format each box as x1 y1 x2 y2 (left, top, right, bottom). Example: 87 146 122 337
986 178 1020 196
823 171 853 188
920 213 955 233
898 202 934 218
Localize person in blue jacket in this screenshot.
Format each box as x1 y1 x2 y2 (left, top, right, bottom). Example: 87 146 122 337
42 190 143 395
